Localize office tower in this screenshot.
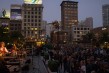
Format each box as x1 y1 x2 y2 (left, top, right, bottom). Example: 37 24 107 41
22 0 43 40
60 0 78 43
102 4 109 27
61 0 78 30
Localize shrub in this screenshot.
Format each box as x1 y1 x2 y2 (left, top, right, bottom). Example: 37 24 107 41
48 60 59 72
43 52 49 60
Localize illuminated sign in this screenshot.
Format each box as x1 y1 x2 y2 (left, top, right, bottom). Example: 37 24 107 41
24 0 42 4
11 9 22 20
2 23 8 26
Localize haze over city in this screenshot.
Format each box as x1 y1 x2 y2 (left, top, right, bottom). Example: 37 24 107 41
0 0 109 28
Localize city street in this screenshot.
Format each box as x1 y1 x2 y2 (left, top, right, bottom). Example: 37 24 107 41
27 56 48 73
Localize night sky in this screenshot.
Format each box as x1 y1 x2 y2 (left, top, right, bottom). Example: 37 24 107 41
0 0 109 28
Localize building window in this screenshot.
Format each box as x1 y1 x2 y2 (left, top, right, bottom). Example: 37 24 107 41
35 11 37 14
28 15 30 18
35 16 37 18
31 15 33 18
24 15 26 18
35 23 37 26
28 27 30 30
39 16 41 18
77 28 79 30
38 12 41 14
84 28 87 30
31 19 33 22
77 31 79 34
38 23 41 26
35 8 37 10
31 12 34 14
24 23 26 26
28 31 30 34
31 23 33 26
28 19 30 22
39 19 41 22
24 19 26 22
28 12 30 14
24 27 26 30
77 35 80 37
35 19 37 22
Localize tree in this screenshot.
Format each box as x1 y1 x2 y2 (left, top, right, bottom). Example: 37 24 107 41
0 26 10 43
99 32 109 44
10 31 24 45
81 32 96 43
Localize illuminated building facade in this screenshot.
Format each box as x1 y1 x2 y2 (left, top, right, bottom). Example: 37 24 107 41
61 1 78 43
61 1 78 30
22 3 43 40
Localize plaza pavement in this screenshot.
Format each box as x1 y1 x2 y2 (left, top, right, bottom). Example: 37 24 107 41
27 55 48 73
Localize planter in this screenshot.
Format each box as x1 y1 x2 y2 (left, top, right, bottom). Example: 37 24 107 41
48 67 57 73
48 60 59 73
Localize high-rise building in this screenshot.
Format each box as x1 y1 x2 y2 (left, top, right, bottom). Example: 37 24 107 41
60 1 78 30
102 4 109 27
60 0 78 43
85 17 93 29
22 1 43 40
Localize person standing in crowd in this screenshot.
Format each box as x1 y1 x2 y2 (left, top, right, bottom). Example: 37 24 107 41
11 44 18 57
0 42 9 56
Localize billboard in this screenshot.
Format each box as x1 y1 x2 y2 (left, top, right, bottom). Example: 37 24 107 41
24 0 42 4
11 9 22 20
2 23 8 26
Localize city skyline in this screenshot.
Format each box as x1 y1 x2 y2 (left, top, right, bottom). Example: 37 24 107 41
0 0 109 28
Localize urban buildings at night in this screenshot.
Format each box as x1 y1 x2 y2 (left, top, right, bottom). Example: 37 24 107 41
10 4 22 32
61 1 78 30
22 3 43 40
84 17 93 29
72 25 90 42
60 1 78 43
102 4 109 27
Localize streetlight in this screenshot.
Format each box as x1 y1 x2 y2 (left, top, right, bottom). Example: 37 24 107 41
104 42 108 49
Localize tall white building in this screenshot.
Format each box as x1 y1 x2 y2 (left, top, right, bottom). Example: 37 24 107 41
22 1 43 40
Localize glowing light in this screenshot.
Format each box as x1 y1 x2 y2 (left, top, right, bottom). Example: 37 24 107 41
24 0 42 4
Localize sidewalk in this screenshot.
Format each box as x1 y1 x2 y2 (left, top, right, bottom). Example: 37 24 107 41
28 56 48 73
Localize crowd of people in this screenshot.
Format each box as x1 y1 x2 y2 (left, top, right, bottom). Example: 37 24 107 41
0 42 18 57
46 45 109 73
0 42 21 73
